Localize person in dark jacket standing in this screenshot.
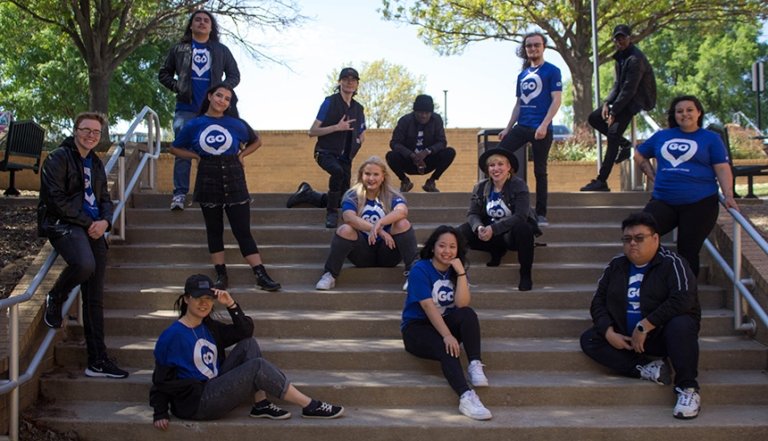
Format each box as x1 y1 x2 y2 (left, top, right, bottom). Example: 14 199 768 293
159 10 240 211
386 94 456 193
38 112 128 379
150 274 343 431
286 67 366 228
580 24 656 192
580 212 702 419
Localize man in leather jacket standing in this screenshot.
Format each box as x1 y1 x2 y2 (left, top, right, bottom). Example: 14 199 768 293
38 112 128 379
159 10 240 211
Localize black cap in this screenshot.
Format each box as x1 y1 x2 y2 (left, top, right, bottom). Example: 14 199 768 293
413 94 434 112
612 24 631 38
478 148 519 174
184 274 216 298
338 67 360 80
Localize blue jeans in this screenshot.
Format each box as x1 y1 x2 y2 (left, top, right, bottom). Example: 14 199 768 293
172 110 198 196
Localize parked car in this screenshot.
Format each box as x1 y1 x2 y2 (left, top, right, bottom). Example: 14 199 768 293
552 124 572 141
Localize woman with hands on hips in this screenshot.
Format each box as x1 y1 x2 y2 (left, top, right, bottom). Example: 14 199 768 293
400 225 492 421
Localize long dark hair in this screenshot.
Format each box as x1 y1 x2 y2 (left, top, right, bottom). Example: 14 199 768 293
181 10 219 43
517 32 547 70
419 225 468 282
199 83 240 118
667 95 704 129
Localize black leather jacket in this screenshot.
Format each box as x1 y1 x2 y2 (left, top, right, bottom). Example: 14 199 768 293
605 44 657 116
466 178 541 237
158 40 240 105
38 137 113 236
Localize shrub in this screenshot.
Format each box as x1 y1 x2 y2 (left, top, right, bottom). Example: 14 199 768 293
549 123 598 161
726 124 767 160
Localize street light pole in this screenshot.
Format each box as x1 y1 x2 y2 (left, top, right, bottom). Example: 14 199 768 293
443 90 448 127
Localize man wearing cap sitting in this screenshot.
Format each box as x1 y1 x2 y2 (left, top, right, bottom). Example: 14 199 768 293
386 94 456 193
580 24 656 192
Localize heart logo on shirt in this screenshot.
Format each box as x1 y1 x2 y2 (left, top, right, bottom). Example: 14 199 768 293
199 124 233 155
192 48 211 77
661 138 698 167
520 71 542 104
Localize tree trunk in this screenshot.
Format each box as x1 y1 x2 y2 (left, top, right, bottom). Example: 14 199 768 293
88 67 114 145
570 59 595 126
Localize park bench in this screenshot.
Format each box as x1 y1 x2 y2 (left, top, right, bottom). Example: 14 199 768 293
708 124 768 199
0 120 45 196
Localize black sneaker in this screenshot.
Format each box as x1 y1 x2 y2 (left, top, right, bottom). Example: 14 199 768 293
250 402 292 420
43 293 63 329
302 401 344 419
579 179 610 192
400 179 414 193
85 357 129 379
615 146 632 164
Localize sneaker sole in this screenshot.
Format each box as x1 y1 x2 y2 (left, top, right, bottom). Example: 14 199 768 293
250 412 292 420
673 409 700 420
84 369 128 379
259 285 282 292
43 316 62 329
459 408 492 420
302 407 344 419
471 380 489 387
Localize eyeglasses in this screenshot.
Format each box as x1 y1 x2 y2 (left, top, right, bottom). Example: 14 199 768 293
621 233 652 244
77 128 102 137
525 42 543 48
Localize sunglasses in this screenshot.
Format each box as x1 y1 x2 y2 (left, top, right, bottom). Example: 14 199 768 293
621 233 653 244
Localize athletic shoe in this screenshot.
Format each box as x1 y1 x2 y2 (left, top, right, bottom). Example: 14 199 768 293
402 271 409 292
250 402 291 420
536 215 549 227
170 194 185 211
315 272 336 290
400 179 414 193
458 390 492 420
673 387 701 419
422 178 439 192
636 359 671 385
615 146 632 164
580 179 610 192
85 357 129 379
43 293 63 329
467 360 489 387
302 401 344 419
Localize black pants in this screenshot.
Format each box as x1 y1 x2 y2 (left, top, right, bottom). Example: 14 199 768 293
49 225 108 364
315 152 352 195
643 194 719 276
323 229 418 277
588 106 635 182
496 125 552 217
458 222 534 276
580 315 700 389
402 307 482 396
385 148 456 182
200 203 259 256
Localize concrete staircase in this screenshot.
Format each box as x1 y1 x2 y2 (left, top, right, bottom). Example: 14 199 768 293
31 192 768 440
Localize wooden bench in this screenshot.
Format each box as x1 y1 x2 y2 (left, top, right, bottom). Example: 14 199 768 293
708 124 768 199
0 120 45 196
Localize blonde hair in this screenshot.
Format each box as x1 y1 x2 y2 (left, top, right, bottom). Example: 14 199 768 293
348 156 402 215
485 154 513 180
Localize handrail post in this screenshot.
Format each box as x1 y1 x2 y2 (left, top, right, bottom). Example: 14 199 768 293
10 305 19 441
733 220 742 328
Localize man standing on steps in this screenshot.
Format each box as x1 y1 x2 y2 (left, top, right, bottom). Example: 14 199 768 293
580 212 701 419
38 112 129 379
580 24 656 192
496 32 562 226
159 9 240 211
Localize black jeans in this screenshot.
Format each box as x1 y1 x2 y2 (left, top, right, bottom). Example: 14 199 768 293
385 148 456 182
315 152 352 195
49 225 108 364
496 125 552 217
580 314 700 389
458 222 534 276
588 106 635 182
402 307 482 396
200 203 258 256
323 229 418 277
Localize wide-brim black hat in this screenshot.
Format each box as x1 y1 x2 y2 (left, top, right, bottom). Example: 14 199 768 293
478 148 519 173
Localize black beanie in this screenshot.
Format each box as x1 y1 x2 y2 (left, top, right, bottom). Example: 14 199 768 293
413 94 434 112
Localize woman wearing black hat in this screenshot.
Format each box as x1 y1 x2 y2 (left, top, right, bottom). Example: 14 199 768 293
150 274 344 431
458 149 540 291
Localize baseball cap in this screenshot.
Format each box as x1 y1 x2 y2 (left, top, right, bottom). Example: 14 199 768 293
338 67 360 80
612 24 631 38
413 94 434 112
184 274 216 298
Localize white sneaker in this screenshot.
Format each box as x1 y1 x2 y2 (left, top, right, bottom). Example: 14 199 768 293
458 390 492 420
402 271 409 292
673 387 701 419
170 194 185 211
467 360 489 387
315 272 336 290
636 359 671 385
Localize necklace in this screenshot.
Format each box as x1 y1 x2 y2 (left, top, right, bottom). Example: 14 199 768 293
431 259 451 279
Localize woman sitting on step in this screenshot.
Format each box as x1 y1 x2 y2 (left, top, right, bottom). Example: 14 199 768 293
315 156 418 290
458 148 540 291
150 274 343 430
400 225 492 421
169 83 280 291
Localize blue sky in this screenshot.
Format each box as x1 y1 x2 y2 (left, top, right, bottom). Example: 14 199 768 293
231 0 570 130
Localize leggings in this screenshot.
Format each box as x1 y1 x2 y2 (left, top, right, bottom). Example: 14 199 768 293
200 203 259 256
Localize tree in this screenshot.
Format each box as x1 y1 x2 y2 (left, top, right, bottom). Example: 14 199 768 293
3 0 304 120
380 0 767 125
326 60 428 128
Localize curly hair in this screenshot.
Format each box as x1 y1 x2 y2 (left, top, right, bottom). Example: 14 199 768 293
347 156 403 216
517 32 547 70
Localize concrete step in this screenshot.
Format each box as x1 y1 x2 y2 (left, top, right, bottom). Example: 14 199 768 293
40 369 768 406
54 336 767 372
29 400 768 441
101 283 727 311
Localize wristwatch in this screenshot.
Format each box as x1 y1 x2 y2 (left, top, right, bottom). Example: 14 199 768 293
635 323 647 334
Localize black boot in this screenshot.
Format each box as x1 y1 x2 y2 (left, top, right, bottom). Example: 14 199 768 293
214 264 228 289
253 264 281 291
325 191 341 229
287 182 328 208
518 271 533 291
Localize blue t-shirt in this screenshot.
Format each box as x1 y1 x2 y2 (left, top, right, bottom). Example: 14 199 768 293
636 127 729 205
515 61 562 128
81 156 99 220
154 321 219 381
626 263 648 333
401 259 459 331
173 115 252 157
485 190 512 224
176 41 212 113
341 191 406 239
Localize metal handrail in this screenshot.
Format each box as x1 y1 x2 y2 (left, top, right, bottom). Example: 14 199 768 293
0 106 161 440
